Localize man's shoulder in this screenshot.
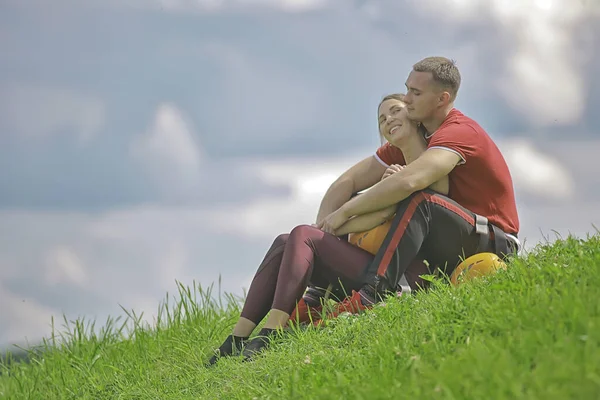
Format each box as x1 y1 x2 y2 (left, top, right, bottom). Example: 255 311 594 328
437 108 490 139
449 108 487 131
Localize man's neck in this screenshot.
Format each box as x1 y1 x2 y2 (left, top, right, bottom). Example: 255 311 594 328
421 105 454 135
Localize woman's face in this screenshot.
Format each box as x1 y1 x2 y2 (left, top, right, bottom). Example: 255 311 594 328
378 98 415 146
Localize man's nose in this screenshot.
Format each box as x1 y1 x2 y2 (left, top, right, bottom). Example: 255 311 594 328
403 92 412 104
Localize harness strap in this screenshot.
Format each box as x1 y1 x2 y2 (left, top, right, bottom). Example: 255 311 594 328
491 224 511 260
474 213 513 261
476 214 490 253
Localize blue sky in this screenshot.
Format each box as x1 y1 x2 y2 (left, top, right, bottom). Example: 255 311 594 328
1 0 599 350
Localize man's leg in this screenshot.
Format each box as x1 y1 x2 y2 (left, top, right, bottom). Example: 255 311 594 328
319 257 432 321
358 189 505 303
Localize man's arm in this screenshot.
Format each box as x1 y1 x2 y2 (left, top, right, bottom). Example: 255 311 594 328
315 155 387 224
334 204 396 236
338 148 461 218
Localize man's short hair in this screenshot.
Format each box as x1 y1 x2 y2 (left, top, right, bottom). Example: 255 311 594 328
412 56 461 101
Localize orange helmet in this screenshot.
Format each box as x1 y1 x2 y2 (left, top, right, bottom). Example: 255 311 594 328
450 252 507 286
348 220 393 255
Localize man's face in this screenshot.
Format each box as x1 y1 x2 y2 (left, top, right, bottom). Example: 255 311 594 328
403 71 444 122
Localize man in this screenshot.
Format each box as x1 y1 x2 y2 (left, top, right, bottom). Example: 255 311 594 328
311 56 520 316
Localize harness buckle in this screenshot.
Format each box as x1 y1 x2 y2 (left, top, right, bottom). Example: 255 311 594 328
475 214 489 235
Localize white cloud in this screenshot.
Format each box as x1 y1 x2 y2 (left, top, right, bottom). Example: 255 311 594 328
210 154 358 237
0 283 59 347
199 41 328 144
156 239 192 292
411 0 589 127
499 138 575 201
44 246 88 287
4 0 332 13
249 0 330 12
130 103 203 193
0 84 105 144
517 202 599 251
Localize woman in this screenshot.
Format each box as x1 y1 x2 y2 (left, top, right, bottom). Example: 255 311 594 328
207 94 449 365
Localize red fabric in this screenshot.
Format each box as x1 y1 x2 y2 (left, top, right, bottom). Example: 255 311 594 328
288 298 323 325
375 109 519 235
375 142 406 166
317 290 371 323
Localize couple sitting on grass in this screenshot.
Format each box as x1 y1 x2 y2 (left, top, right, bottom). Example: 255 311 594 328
208 56 521 366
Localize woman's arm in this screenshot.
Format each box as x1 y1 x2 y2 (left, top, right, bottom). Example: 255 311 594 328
315 156 387 224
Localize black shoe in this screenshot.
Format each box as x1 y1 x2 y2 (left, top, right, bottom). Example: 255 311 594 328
241 328 277 361
206 335 248 366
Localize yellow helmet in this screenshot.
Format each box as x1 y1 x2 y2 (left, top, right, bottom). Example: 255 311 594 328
450 252 507 286
348 220 393 255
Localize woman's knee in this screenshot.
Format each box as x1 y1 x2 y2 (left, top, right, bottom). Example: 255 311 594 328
273 233 290 247
288 224 323 245
289 224 316 238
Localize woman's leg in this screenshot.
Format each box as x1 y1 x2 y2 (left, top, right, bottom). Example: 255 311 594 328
207 233 289 365
210 225 374 364
262 225 374 327
240 224 375 359
235 233 290 333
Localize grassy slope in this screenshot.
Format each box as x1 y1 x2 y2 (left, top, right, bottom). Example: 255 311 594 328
1 234 599 399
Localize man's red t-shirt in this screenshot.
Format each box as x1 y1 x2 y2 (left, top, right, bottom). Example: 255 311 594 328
374 108 520 236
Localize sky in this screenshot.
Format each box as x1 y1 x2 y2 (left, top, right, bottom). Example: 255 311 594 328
0 0 599 350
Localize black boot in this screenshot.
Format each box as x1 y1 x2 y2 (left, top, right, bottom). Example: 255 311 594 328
206 335 248 366
241 328 277 361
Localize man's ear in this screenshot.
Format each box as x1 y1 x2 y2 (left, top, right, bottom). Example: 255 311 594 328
438 91 451 107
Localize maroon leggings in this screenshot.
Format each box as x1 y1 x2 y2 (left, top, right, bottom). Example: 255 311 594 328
239 224 374 324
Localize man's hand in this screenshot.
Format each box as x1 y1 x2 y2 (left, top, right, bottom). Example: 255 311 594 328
382 164 404 180
317 208 351 235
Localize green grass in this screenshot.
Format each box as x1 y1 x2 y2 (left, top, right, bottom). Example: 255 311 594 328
1 234 600 399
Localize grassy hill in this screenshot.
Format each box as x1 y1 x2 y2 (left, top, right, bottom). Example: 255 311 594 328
1 234 599 399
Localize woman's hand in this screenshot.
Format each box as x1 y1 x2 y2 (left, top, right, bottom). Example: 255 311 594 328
317 208 351 235
382 164 404 180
